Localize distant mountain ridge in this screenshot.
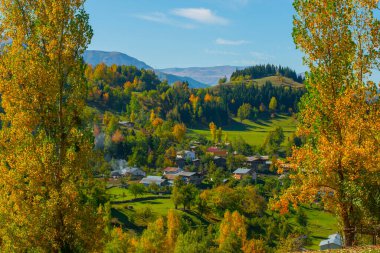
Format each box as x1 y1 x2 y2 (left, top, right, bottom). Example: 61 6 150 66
83 50 152 70
83 50 209 88
158 66 246 86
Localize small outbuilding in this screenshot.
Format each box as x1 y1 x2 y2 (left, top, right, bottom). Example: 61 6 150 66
233 168 257 180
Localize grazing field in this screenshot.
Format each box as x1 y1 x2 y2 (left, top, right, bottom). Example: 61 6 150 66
189 114 298 146
108 187 210 233
303 206 339 250
108 186 338 249
225 76 304 88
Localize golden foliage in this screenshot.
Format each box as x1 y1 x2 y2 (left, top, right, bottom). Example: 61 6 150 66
173 123 187 142
0 0 106 251
276 0 380 246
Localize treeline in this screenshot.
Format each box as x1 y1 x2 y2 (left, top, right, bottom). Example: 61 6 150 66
230 64 304 83
86 64 305 127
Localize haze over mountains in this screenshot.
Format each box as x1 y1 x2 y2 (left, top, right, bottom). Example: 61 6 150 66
158 66 246 86
83 50 244 88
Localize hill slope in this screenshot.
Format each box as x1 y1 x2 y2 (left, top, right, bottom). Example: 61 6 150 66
220 76 304 89
84 50 152 69
83 50 208 88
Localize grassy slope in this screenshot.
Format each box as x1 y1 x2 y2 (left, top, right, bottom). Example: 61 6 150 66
225 75 304 88
189 114 298 146
108 187 209 234
108 187 338 249
303 206 339 250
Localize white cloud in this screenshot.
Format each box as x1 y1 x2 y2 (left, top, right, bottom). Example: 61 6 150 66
171 8 228 25
216 38 250 46
205 49 240 56
136 12 169 24
135 12 196 29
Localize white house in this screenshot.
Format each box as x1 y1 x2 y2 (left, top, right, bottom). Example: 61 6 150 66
176 150 196 161
319 233 343 250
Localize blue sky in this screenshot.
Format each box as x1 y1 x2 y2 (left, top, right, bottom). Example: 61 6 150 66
85 0 305 72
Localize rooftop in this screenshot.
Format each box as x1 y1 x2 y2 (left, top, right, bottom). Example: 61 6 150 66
140 176 166 185
164 167 180 172
179 171 197 177
233 168 252 174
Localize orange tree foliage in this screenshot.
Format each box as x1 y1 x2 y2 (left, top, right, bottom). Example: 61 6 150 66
218 211 259 253
0 0 105 251
111 129 125 143
274 0 380 247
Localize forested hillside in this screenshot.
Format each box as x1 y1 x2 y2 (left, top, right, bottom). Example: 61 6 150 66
85 63 305 127
1 0 379 252
230 64 304 84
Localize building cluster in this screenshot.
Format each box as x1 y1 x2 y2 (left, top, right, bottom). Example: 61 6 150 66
110 144 274 188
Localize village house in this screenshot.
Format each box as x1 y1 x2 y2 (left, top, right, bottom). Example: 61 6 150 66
121 167 146 178
178 171 203 185
207 147 228 157
176 150 196 161
140 176 167 187
233 168 257 180
110 170 122 178
163 167 182 175
213 156 227 168
192 158 201 168
175 157 186 169
245 155 271 171
163 171 203 186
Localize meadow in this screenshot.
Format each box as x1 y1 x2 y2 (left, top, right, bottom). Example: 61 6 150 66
189 114 298 146
107 186 338 249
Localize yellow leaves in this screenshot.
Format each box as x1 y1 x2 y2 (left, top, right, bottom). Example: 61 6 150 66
173 123 186 142
0 0 106 251
152 117 164 127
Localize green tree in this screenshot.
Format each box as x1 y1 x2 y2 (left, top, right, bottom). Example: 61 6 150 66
172 177 185 209
237 103 252 122
217 127 223 143
218 76 227 85
129 183 146 199
0 0 105 251
268 97 278 112
264 126 285 154
181 184 198 210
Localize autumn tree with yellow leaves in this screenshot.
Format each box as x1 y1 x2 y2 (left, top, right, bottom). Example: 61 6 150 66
0 0 105 251
275 0 380 247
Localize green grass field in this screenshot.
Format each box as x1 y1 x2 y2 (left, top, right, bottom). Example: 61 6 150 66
108 186 337 249
224 75 304 88
189 114 298 146
303 206 338 250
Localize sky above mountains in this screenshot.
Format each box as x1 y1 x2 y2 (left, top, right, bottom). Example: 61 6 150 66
85 0 305 72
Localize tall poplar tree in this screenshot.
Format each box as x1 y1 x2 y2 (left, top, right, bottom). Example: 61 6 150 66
276 0 380 247
0 0 105 251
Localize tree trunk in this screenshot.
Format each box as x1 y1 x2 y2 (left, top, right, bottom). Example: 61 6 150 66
344 228 355 247
342 210 355 247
